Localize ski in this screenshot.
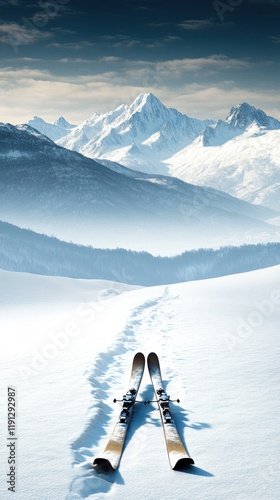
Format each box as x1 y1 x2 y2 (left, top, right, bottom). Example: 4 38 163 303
93 352 145 473
147 352 194 470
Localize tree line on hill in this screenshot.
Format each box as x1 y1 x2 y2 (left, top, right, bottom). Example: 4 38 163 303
0 220 280 285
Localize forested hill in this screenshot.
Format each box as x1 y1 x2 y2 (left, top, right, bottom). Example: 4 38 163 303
1 220 280 286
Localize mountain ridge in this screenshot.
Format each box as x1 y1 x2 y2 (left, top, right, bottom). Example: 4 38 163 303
28 115 76 142
26 95 280 204
28 92 213 174
1 121 279 254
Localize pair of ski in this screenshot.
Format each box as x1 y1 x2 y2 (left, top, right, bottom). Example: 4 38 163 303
93 352 194 473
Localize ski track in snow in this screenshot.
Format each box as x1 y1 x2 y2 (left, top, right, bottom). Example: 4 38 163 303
67 288 199 499
2 268 280 500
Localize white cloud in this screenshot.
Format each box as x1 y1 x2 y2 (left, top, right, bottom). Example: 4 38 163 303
0 62 279 125
47 41 94 49
132 6 155 11
154 55 251 75
164 35 182 42
270 36 280 44
101 35 141 49
178 19 216 30
99 56 123 62
51 27 77 35
0 22 52 51
57 58 96 64
161 83 280 120
119 55 252 81
2 56 43 63
144 41 164 49
0 67 146 123
147 22 171 28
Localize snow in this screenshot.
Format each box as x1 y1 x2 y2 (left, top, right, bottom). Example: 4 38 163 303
29 95 280 211
28 116 76 142
56 93 212 174
226 102 280 130
166 127 280 210
0 150 30 158
1 266 280 499
3 121 279 256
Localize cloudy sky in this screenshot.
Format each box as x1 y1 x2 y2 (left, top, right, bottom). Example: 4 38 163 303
0 0 280 123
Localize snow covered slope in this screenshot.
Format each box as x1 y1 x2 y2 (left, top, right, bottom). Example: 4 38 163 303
29 96 280 211
163 103 280 211
28 115 76 142
57 93 212 174
167 125 280 210
197 102 280 148
1 266 280 499
227 102 280 130
1 122 278 254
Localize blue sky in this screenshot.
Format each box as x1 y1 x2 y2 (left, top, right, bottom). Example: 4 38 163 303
0 0 280 123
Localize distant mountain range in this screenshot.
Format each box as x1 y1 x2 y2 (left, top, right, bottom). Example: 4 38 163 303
28 115 76 141
29 93 213 175
0 121 279 254
27 94 280 211
167 125 280 211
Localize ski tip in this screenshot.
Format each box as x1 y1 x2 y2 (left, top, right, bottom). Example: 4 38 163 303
93 458 116 474
135 351 145 360
147 352 160 372
147 352 159 362
173 457 195 470
133 352 145 368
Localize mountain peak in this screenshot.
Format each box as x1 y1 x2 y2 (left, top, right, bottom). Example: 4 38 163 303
54 116 75 129
130 92 166 113
226 102 280 130
134 92 158 103
226 102 257 126
30 115 46 124
27 115 74 142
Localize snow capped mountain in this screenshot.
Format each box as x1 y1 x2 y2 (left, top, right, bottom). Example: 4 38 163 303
57 93 213 174
28 95 280 210
28 115 76 142
0 121 54 152
226 102 280 130
0 121 279 254
5 94 279 222
53 116 75 129
194 102 280 148
194 119 243 147
166 125 280 211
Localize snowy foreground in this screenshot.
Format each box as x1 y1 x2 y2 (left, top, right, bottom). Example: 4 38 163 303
1 267 280 500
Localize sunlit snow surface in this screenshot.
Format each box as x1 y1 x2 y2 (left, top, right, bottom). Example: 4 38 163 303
28 95 280 212
166 127 280 211
0 267 280 499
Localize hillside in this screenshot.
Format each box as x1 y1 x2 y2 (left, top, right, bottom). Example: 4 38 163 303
1 266 279 499
27 94 280 211
1 220 280 285
167 126 280 211
1 122 278 254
